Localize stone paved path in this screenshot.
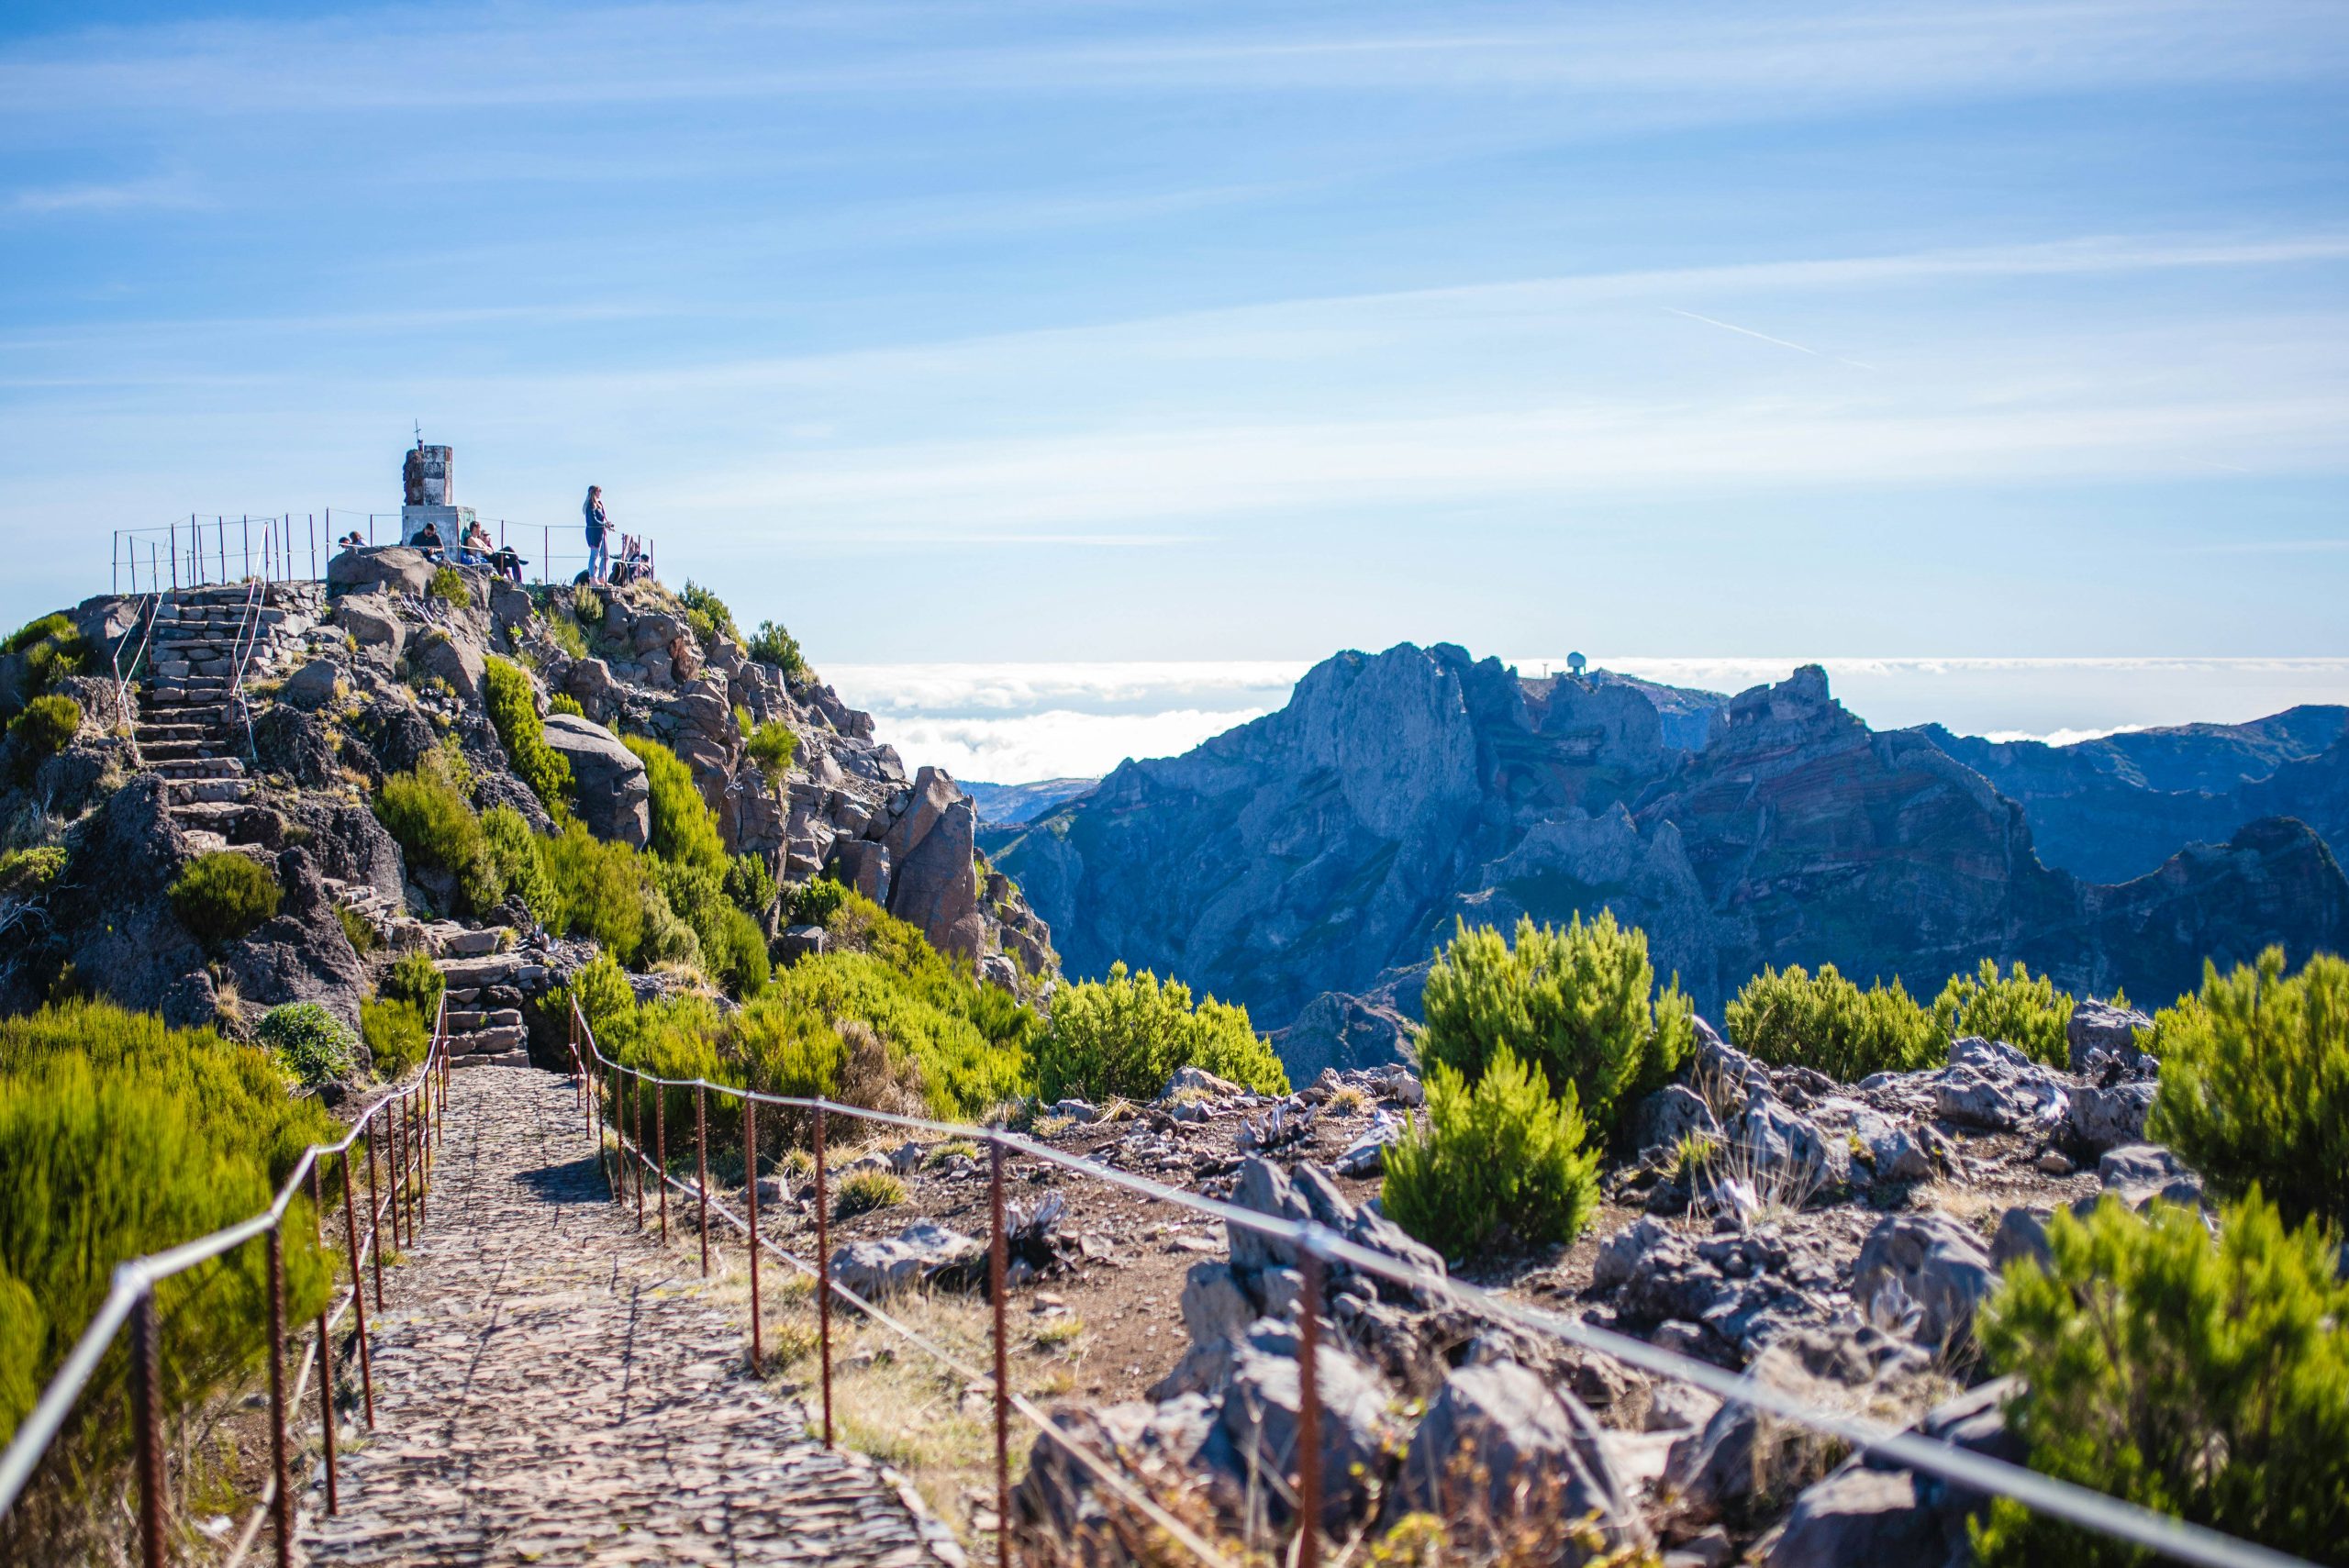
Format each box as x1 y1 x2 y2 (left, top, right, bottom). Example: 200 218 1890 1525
300 1066 953 1567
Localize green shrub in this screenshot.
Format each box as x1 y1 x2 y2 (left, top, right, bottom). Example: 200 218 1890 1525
623 734 728 874
1932 958 2074 1068
1728 962 1944 1081
1418 912 1693 1144
834 1169 907 1218
2 612 91 719
1972 1189 2349 1567
0 846 67 898
360 996 430 1078
482 655 573 817
789 875 850 928
2147 948 2349 1230
0 1001 335 1464
742 713 798 778
380 949 446 1016
726 851 777 922
657 859 770 998
482 804 558 926
374 752 505 916
747 619 808 681
549 692 584 717
168 851 282 946
1034 961 1286 1103
256 1003 357 1086
427 564 469 605
681 581 740 647
333 903 376 954
8 694 82 777
1 613 74 658
538 821 655 963
1383 1046 1600 1259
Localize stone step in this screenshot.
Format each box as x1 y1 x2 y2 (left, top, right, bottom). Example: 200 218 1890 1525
136 722 215 741
163 778 253 805
151 757 246 780
142 703 229 724
139 740 232 762
451 1025 529 1054
449 1051 534 1071
167 800 262 831
436 954 535 990
447 1008 525 1032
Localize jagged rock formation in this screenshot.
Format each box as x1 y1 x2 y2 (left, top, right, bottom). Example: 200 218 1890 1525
990 645 2349 1060
0 557 1055 1029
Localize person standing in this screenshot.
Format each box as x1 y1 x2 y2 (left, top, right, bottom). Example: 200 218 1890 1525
583 485 609 583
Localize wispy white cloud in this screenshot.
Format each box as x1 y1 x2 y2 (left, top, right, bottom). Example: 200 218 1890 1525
863 707 1271 783
5 173 203 216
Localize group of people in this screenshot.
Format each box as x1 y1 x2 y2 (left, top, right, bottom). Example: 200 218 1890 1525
580 485 650 585
333 484 642 589
407 517 526 584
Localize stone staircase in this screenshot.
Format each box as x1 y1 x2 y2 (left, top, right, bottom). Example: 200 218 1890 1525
437 942 551 1070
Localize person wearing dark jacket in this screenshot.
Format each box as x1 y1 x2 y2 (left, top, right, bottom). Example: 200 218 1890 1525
584 485 609 583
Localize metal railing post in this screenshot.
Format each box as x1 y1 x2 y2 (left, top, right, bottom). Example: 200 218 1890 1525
367 1110 385 1307
743 1095 762 1375
340 1153 375 1427
306 1162 339 1512
696 1084 710 1276
632 1075 646 1228
816 1106 832 1444
265 1226 291 1568
655 1084 668 1244
1297 1251 1323 1568
130 1288 166 1568
990 1139 1010 1568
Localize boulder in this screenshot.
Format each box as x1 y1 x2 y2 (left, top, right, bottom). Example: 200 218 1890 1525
541 712 651 848
327 545 433 596
2098 1143 2193 1188
281 658 346 711
1011 1395 1226 1549
2067 1078 2155 1152
1852 1214 1997 1352
1630 1084 1720 1160
1988 1206 2054 1273
2067 998 2154 1072
1163 1064 1243 1100
1218 1336 1396 1532
1726 1091 1827 1197
1181 1262 1257 1348
886 794 983 959
334 599 406 661
1853 1111 1938 1183
829 1220 984 1299
415 630 486 702
1395 1361 1648 1556
1763 1468 1947 1568
881 765 959 862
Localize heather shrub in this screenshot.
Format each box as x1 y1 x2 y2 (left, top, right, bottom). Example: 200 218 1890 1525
7 695 81 779
426 563 469 605
1 612 91 720
374 752 503 916
482 804 558 925
1973 1190 2349 1566
656 858 769 998
537 820 653 962
741 712 798 779
167 851 282 946
256 1003 357 1086
1728 962 1943 1081
680 581 740 647
2147 948 2349 1230
334 903 375 954
549 692 584 717
747 619 807 681
789 875 850 928
725 851 777 922
482 655 573 817
0 846 66 898
1383 1047 1600 1258
1033 961 1286 1103
623 734 728 874
1418 911 1693 1142
1932 958 2073 1068
360 996 430 1079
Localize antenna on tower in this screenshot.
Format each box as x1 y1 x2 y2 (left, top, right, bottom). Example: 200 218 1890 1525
413 419 424 450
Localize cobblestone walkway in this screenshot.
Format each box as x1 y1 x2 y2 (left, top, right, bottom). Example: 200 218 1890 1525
300 1067 954 1567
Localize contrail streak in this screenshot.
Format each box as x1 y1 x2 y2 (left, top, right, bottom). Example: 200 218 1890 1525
1663 306 1875 369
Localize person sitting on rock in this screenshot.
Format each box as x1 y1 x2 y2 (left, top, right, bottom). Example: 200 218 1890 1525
489 543 525 584
413 520 445 558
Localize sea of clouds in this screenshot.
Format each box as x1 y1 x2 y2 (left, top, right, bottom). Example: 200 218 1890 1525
825 656 2349 784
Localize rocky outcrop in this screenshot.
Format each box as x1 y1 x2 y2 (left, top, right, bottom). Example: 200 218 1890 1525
541 712 651 848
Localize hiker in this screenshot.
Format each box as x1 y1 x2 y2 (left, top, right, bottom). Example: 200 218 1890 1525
413 519 445 558
489 542 526 584
584 485 609 583
460 519 495 566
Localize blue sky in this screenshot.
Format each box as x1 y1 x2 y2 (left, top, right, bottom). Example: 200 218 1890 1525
4 2 2346 776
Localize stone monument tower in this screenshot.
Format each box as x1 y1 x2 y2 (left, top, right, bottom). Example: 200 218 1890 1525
400 438 475 545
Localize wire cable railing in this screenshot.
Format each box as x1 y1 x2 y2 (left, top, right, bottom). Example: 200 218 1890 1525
0 1000 456 1568
112 513 657 595
566 999 2312 1568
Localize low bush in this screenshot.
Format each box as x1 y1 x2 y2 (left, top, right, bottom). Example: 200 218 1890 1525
256 1003 358 1086
380 949 446 1016
789 875 850 928
0 847 66 898
1418 912 1693 1144
1932 958 2073 1068
537 821 654 962
1033 961 1286 1103
1972 1189 2349 1566
549 691 584 717
657 859 769 998
623 734 728 874
740 711 798 778
725 851 777 922
747 619 808 682
1 612 90 720
482 655 573 817
427 564 469 605
834 1169 907 1218
7 695 81 778
2147 948 2348 1230
680 581 740 647
1727 962 1944 1081
374 751 504 916
168 851 282 946
0 1001 336 1469
1382 1046 1600 1258
482 804 559 926
334 903 376 954
360 996 430 1079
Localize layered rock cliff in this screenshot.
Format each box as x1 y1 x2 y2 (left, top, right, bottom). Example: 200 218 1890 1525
989 644 2348 1068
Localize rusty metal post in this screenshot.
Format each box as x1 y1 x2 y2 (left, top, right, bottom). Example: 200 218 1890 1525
655 1084 668 1244
816 1106 832 1445
366 1110 385 1308
387 1097 406 1252
989 1139 1010 1568
607 1065 623 1202
632 1075 646 1228
696 1083 710 1276
340 1153 375 1427
743 1095 762 1374
1297 1251 1324 1568
266 1226 292 1568
317 1306 338 1516
405 1089 422 1239
130 1287 166 1568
